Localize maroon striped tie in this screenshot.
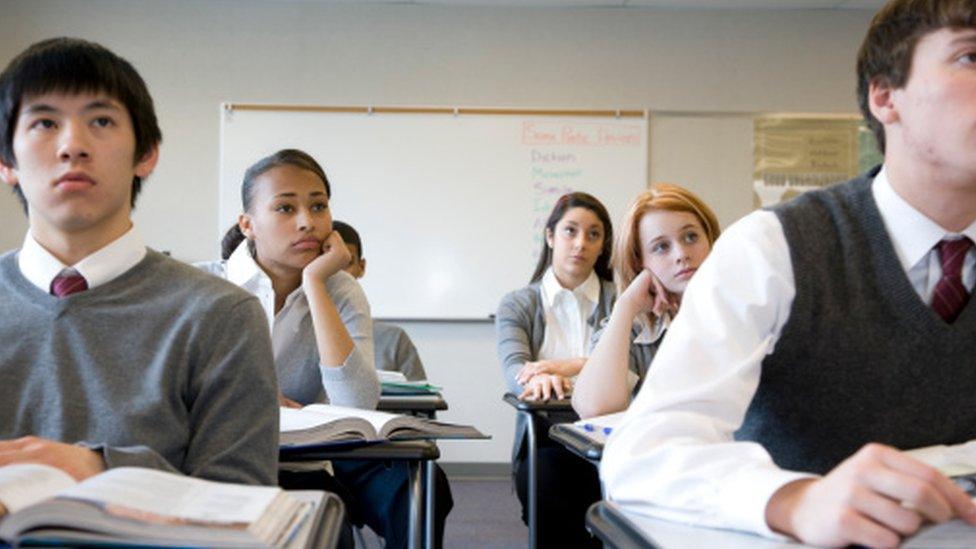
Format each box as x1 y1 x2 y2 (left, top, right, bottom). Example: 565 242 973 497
50 272 88 297
932 238 973 323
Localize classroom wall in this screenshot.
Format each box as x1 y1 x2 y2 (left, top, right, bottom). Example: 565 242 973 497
0 0 873 464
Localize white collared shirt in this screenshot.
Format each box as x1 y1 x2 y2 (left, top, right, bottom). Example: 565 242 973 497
538 267 601 360
222 241 295 337
601 167 976 538
18 227 146 293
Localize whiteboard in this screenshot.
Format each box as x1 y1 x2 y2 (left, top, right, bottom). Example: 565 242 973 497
219 106 648 320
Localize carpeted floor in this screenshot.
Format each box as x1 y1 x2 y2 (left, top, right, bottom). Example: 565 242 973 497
357 477 528 548
444 478 528 548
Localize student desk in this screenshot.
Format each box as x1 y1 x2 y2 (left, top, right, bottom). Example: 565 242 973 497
288 491 346 549
587 500 801 549
502 392 577 549
280 440 440 549
585 500 976 549
377 393 448 419
548 423 603 466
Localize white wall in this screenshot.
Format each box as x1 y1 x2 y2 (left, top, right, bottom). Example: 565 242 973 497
0 0 873 463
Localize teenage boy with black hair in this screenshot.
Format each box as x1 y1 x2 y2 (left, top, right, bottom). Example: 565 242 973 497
603 1 976 547
0 38 279 487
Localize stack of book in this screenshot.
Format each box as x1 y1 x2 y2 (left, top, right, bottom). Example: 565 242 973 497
378 371 441 396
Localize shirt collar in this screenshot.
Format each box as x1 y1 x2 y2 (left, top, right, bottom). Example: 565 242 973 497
225 240 267 289
634 313 669 345
541 267 601 308
224 240 306 323
873 166 976 272
18 226 146 293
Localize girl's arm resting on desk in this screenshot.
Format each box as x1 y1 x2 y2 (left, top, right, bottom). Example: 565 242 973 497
303 232 355 368
303 232 380 409
573 270 662 419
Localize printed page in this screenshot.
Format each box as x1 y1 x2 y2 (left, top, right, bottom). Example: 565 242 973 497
57 467 280 525
0 463 76 513
906 440 976 476
279 407 358 434
301 404 400 435
377 371 408 383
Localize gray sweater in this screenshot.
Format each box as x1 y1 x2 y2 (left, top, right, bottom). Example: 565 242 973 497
496 278 616 460
0 250 279 485
374 321 427 381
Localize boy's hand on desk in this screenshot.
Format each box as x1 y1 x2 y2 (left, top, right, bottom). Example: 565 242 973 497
518 373 572 401
766 443 976 548
0 436 106 481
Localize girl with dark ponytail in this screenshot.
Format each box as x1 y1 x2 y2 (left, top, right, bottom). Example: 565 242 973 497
197 148 452 548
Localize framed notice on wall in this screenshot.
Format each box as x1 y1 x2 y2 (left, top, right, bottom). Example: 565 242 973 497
752 115 883 208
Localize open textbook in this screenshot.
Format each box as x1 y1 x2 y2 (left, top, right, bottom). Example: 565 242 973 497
280 403 487 448
0 464 317 547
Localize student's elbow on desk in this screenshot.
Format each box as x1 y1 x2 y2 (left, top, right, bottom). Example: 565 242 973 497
572 385 629 420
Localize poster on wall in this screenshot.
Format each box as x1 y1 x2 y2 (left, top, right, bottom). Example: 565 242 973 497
752 116 883 208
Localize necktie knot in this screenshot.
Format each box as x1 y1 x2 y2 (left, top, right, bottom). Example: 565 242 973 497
50 272 88 298
937 237 973 280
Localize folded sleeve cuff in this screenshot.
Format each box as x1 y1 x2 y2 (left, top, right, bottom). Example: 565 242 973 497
717 465 817 539
319 346 380 409
78 442 179 473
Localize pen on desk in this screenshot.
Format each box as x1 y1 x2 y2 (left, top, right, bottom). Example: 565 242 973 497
581 424 613 436
952 473 976 496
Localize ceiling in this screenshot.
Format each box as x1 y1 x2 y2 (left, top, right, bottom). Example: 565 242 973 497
320 0 887 9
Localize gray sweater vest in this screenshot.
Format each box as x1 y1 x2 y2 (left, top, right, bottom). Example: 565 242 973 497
735 169 976 475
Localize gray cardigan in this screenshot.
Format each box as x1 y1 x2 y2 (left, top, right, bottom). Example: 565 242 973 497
496 278 616 461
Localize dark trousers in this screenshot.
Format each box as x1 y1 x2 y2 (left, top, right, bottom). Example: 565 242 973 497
280 459 453 549
513 416 602 549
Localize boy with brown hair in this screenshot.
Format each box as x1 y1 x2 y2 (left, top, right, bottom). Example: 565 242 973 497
603 1 976 546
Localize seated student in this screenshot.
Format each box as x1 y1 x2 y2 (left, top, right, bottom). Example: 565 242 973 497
202 149 451 549
602 1 976 546
332 220 427 381
0 38 278 486
496 191 614 548
572 184 720 419
201 149 379 410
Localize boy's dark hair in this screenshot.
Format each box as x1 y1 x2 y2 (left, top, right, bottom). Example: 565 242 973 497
0 37 162 211
221 149 332 260
857 0 976 153
332 220 363 259
530 191 613 284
